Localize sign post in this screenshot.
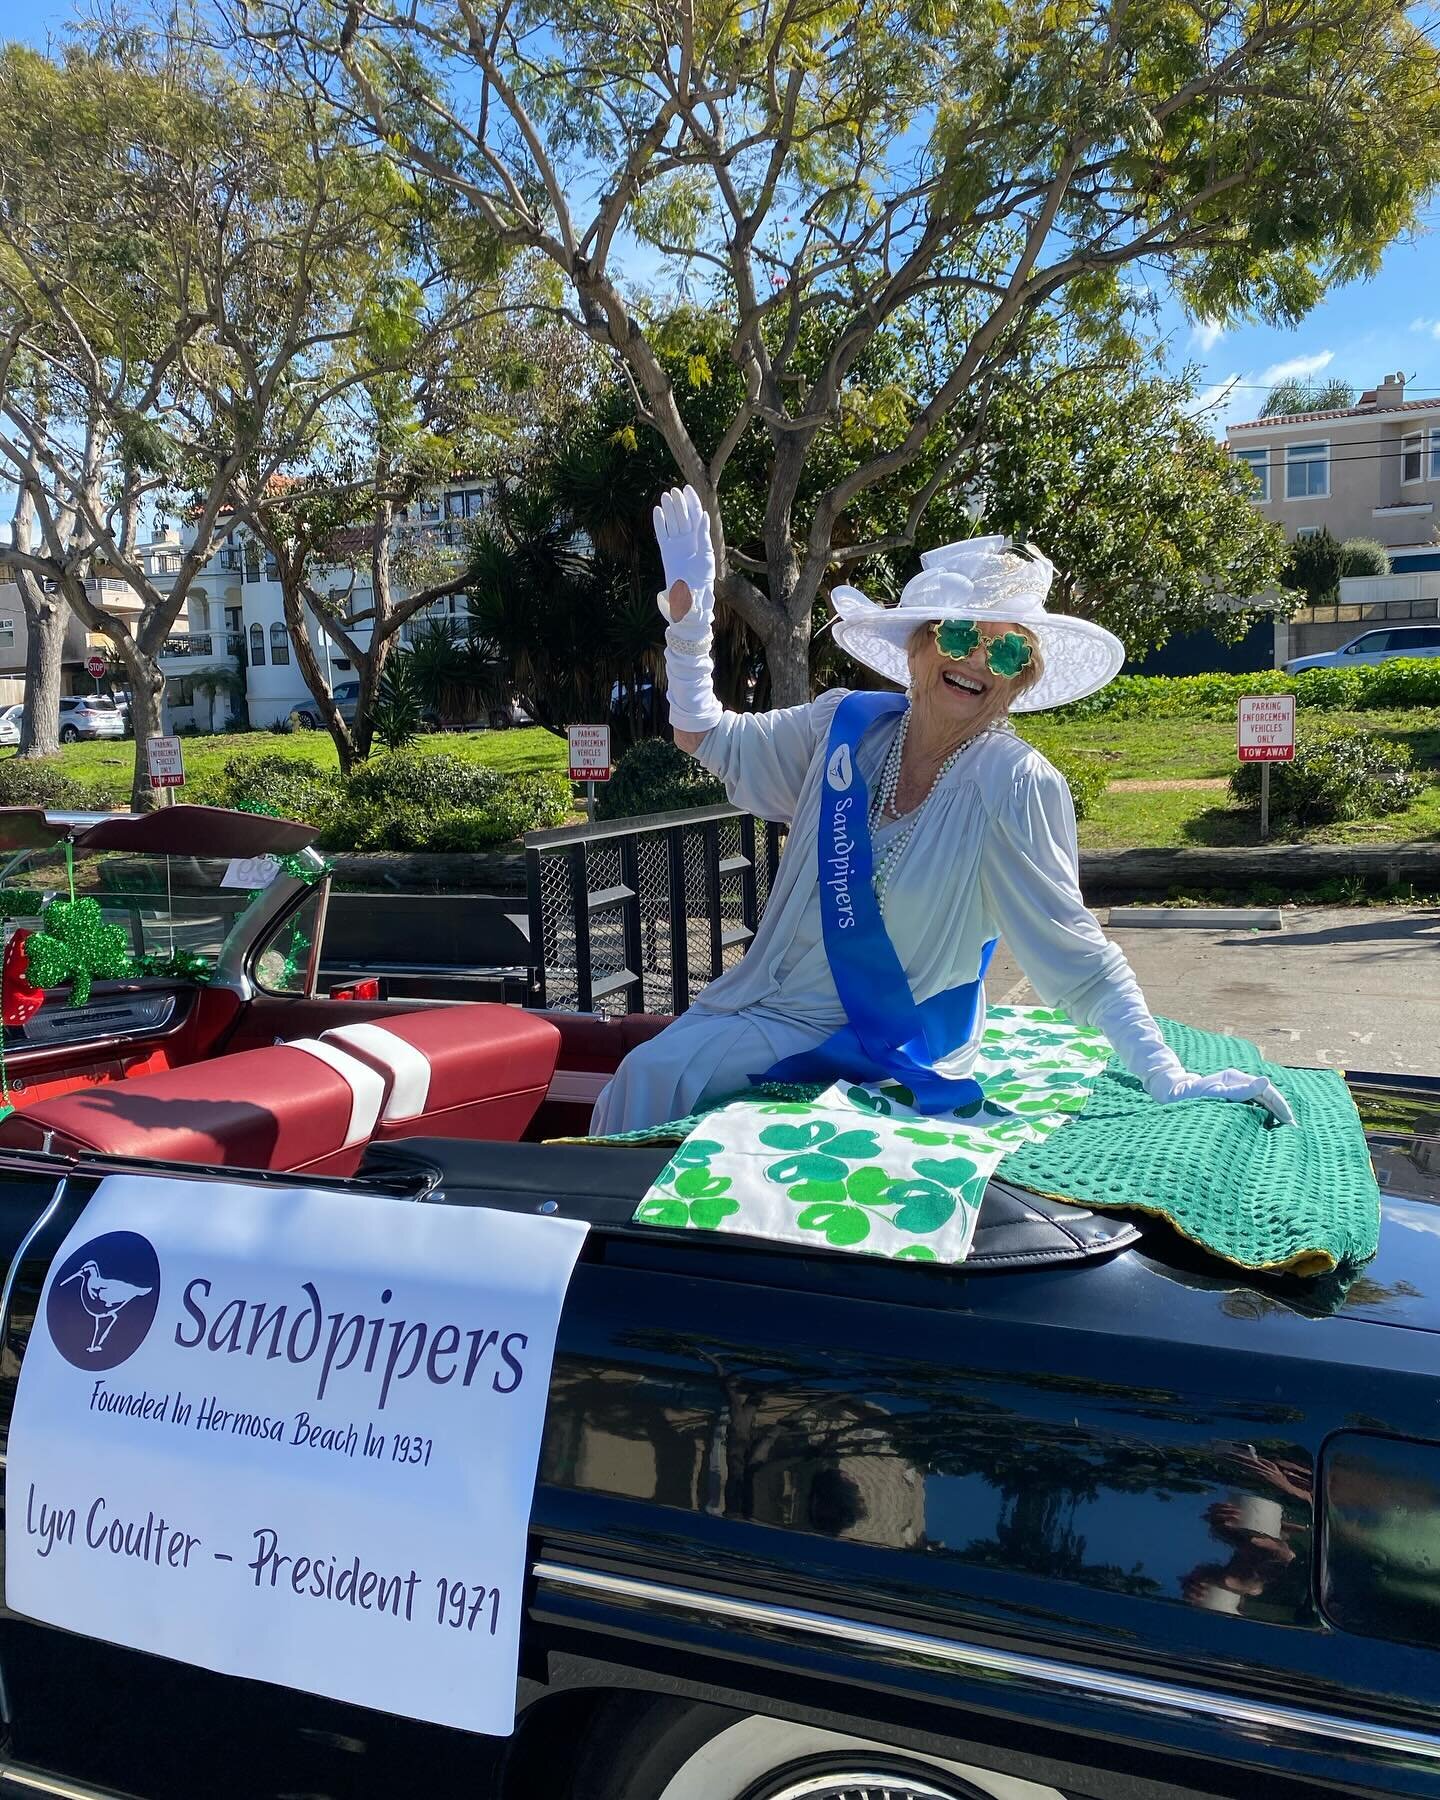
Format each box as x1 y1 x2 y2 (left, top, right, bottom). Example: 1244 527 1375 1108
85 652 106 693
566 724 612 825
146 734 186 805
1237 695 1296 841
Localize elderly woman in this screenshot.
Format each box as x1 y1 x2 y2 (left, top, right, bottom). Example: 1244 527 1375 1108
591 486 1292 1135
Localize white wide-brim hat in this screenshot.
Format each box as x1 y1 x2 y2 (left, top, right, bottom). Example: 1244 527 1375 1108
830 536 1125 713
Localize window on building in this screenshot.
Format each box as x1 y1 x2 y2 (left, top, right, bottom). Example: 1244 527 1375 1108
0 618 15 648
418 495 441 521
1234 448 1269 501
264 555 279 581
1285 442 1329 500
167 676 196 708
250 623 265 667
269 622 291 666
224 606 242 633
1430 429 1440 480
1294 525 1322 540
243 539 261 582
1402 433 1424 484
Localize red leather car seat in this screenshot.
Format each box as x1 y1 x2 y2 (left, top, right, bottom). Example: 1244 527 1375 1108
0 1039 384 1176
320 1003 560 1143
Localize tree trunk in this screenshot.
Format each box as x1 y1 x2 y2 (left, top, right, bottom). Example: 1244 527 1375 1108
124 658 167 812
281 575 359 774
761 610 813 708
16 576 65 757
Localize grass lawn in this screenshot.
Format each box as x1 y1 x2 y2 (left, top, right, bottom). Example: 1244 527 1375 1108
17 708 1440 850
26 723 570 806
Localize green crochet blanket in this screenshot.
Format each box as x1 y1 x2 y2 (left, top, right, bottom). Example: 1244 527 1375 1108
569 1016 1381 1276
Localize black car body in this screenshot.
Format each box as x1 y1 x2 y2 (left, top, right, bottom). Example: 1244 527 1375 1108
0 1072 1438 1800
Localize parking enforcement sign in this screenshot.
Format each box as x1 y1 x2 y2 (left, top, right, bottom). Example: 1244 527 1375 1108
1237 694 1295 762
567 725 611 783
147 735 186 789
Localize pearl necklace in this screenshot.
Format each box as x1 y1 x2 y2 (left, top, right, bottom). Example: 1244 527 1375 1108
868 709 1007 913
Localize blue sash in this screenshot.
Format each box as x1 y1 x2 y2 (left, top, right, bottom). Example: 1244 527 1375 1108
761 690 995 1112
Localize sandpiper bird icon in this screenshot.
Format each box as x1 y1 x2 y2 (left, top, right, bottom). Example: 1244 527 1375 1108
58 1261 155 1353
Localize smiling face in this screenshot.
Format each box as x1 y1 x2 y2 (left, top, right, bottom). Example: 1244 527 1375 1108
907 619 1041 738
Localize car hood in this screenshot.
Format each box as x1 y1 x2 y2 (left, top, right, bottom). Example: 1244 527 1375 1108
1331 1081 1440 1331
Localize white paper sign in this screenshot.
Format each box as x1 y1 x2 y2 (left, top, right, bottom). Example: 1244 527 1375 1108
5 1175 587 1735
222 854 282 891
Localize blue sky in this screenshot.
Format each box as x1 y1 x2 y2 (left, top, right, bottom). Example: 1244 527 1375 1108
5 0 1439 439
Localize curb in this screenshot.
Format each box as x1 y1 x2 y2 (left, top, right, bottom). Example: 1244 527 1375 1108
1108 906 1285 931
1079 842 1440 897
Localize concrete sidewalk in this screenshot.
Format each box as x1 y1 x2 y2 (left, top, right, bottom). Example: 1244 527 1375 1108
990 906 1440 1078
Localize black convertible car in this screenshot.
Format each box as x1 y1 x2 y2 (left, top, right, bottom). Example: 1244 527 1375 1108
0 808 1437 1800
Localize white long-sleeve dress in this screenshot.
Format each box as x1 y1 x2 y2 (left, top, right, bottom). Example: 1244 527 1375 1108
590 689 1151 1135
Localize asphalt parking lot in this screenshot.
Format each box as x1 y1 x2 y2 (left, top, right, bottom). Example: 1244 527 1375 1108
991 906 1440 1079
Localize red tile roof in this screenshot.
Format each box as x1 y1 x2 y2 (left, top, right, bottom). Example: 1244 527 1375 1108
1229 395 1440 432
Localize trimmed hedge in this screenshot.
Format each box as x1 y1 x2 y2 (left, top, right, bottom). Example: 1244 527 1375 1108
596 738 727 820
200 749 567 850
1230 726 1421 827
1056 658 1440 721
0 757 113 811
1044 746 1109 821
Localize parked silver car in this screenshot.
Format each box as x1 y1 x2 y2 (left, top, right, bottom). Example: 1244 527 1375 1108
58 694 126 742
1284 622 1440 673
0 704 22 747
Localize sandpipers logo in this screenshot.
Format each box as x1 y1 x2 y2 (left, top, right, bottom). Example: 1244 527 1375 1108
46 1231 161 1371
825 743 853 792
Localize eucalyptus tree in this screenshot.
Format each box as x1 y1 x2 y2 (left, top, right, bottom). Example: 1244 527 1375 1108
0 28 432 804
247 0 1440 700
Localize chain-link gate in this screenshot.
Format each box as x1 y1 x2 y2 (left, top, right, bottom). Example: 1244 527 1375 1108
524 805 787 1013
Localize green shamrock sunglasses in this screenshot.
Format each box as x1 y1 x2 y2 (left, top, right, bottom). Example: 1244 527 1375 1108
933 618 1034 678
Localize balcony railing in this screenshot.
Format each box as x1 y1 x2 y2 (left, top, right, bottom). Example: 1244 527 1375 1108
161 633 213 658
525 803 787 1014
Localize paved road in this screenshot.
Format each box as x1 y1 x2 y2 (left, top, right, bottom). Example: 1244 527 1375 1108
990 906 1440 1078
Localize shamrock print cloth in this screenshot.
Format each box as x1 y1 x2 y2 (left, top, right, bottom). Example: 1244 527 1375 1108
634 1006 1113 1262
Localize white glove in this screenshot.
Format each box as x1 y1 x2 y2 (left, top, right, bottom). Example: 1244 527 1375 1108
1147 1067 1296 1127
653 484 723 731
1085 968 1296 1127
653 484 716 644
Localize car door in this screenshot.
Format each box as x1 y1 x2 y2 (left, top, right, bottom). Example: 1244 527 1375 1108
1344 630 1395 667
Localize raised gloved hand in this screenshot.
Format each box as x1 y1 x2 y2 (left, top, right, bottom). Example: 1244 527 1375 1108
653 484 716 645
1146 1066 1296 1127
653 483 723 733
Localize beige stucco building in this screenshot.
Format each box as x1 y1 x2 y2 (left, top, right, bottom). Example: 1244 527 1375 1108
1226 372 1440 663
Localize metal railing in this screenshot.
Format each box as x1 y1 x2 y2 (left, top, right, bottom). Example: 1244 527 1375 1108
525 804 787 1014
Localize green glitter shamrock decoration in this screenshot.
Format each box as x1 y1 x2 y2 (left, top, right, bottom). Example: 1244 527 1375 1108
24 897 133 1007
986 631 1033 678
934 619 980 661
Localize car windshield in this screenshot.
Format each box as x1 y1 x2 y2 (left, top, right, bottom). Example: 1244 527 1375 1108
0 847 277 967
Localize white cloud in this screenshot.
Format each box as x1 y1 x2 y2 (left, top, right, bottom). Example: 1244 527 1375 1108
1190 319 1225 353
1408 317 1440 341
1187 375 1241 418
1255 350 1335 386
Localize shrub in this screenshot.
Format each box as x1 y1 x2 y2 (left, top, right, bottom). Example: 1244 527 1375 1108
371 657 424 751
218 752 341 826
1229 726 1421 828
1051 659 1440 722
1338 536 1391 579
318 757 570 850
0 757 112 810
1044 747 1109 820
597 737 727 820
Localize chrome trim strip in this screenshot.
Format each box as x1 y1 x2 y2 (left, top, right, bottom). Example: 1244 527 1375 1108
0 1174 69 1358
1 1766 129 1800
532 1561 1440 1765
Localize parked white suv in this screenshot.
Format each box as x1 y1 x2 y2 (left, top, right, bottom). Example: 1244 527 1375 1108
57 695 126 742
1285 623 1440 673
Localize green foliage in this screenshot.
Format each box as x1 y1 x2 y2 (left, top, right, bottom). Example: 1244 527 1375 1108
1260 379 1355 417
370 657 424 751
216 753 342 826
1230 728 1421 827
0 758 111 810
1282 528 1345 606
1055 660 1440 721
595 738 728 821
1338 538 1391 580
322 754 568 850
1042 748 1109 822
975 365 1289 659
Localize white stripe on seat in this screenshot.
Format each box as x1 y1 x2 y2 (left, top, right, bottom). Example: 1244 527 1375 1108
286 1038 388 1147
320 1021 432 1123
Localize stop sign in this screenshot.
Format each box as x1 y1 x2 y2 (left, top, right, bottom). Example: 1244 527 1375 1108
86 654 107 680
